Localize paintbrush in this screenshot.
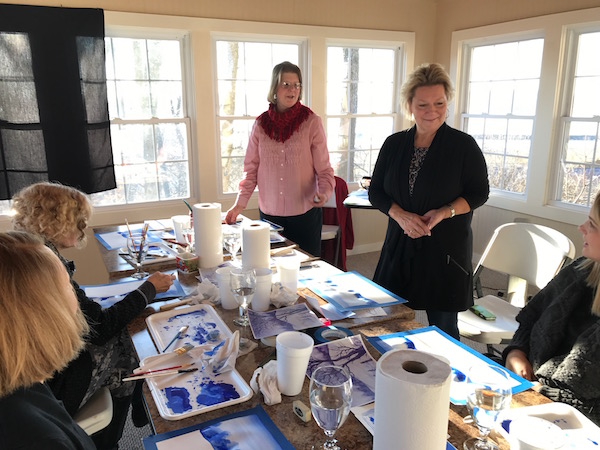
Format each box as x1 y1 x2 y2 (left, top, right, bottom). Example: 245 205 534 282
122 367 198 382
162 325 189 353
129 362 195 378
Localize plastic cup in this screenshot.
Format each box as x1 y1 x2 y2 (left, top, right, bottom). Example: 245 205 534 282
276 331 314 396
252 267 273 312
277 258 300 293
171 215 191 244
216 267 237 309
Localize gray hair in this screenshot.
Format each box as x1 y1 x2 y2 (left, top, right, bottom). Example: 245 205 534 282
267 61 303 104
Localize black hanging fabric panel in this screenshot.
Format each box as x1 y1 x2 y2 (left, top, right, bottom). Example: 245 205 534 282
0 4 115 199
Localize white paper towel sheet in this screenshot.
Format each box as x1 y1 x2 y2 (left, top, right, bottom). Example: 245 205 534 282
373 349 451 450
193 203 223 268
241 221 270 270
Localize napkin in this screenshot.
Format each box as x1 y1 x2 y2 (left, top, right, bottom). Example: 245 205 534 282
250 360 282 405
270 282 299 308
196 278 219 303
187 330 240 375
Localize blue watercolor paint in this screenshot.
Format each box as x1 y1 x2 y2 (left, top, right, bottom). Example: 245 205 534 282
451 367 466 382
196 380 240 407
164 387 192 413
201 425 236 450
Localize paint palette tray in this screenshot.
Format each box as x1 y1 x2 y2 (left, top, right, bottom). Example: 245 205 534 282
144 305 253 421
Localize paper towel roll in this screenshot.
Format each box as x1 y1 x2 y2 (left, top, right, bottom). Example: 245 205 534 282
193 203 223 268
241 221 270 270
373 349 451 450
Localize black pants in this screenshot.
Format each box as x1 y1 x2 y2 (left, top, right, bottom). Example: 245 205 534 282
260 208 322 257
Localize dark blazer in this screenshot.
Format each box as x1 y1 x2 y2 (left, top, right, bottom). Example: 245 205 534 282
369 123 489 311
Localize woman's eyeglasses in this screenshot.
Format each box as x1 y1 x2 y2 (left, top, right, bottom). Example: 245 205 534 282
280 81 301 90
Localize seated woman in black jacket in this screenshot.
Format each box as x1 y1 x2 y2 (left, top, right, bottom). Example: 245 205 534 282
12 182 175 449
503 193 600 426
0 231 95 449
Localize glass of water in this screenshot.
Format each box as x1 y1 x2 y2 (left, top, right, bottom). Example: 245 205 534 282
222 225 242 264
230 268 255 327
126 234 149 279
463 364 512 450
309 365 353 450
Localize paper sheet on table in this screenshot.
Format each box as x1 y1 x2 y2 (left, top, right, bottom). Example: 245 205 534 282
156 431 212 450
305 295 354 320
82 279 185 306
94 228 162 251
352 307 387 318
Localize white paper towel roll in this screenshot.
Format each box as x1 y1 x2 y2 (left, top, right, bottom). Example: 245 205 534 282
193 203 223 268
241 221 270 270
373 349 451 450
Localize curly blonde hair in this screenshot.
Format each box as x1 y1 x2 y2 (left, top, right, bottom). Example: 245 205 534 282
0 231 89 397
12 182 92 248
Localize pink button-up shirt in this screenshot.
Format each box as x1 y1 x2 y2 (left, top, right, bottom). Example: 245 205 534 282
235 112 334 217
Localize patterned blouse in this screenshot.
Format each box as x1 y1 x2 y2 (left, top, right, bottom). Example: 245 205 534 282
408 146 429 196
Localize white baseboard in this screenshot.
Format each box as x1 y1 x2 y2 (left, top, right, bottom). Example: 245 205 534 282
347 242 383 255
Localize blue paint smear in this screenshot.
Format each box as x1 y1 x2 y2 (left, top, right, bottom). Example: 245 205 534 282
201 425 236 450
164 387 192 413
196 380 240 407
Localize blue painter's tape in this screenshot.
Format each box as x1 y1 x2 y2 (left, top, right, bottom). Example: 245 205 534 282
314 326 354 344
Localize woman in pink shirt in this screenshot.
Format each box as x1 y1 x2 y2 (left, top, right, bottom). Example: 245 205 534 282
225 61 334 256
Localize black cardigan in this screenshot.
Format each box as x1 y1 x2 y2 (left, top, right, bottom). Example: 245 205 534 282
369 123 489 311
47 244 156 415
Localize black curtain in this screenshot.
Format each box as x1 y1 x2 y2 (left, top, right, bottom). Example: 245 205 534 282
0 4 116 199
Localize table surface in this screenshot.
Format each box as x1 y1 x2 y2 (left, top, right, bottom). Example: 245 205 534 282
124 278 550 450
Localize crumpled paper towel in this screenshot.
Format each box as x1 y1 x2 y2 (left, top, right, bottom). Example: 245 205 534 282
187 330 240 375
196 279 219 304
270 282 299 308
250 360 281 405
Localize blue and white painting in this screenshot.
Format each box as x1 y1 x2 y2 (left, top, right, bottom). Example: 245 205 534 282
307 335 377 408
301 271 406 311
143 406 294 450
248 303 323 339
366 326 533 405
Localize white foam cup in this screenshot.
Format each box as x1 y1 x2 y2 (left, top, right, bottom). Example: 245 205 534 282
276 258 300 293
276 331 314 396
252 267 272 312
171 215 191 244
216 267 237 309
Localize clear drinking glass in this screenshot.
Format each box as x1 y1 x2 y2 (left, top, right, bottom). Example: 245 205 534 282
230 268 256 327
309 365 353 450
126 235 149 279
463 364 512 450
222 225 242 264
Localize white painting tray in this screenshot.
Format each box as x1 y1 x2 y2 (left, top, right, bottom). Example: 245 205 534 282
499 402 600 449
144 305 253 420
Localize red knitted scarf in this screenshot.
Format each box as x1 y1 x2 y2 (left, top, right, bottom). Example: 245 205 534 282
257 102 312 143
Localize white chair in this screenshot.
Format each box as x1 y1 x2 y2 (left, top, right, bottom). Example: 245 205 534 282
73 387 113 436
321 191 341 266
458 222 576 353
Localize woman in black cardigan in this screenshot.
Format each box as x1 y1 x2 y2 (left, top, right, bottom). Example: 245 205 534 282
12 182 174 449
369 63 489 339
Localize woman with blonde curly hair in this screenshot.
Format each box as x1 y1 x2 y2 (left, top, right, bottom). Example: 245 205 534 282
0 231 95 449
12 182 175 449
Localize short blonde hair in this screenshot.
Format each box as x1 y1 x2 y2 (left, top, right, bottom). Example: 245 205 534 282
267 61 303 104
12 182 92 248
400 62 455 118
0 231 89 398
579 192 600 316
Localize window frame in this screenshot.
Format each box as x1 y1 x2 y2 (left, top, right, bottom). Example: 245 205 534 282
324 39 406 184
450 7 600 226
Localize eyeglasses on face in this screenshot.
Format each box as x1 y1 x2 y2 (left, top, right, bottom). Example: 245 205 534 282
280 81 302 90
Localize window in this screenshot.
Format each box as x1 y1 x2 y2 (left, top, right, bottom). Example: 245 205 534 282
326 46 400 183
555 31 600 207
90 36 191 206
215 39 301 194
460 38 544 195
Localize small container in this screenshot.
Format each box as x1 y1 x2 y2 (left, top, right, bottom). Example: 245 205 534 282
176 251 199 274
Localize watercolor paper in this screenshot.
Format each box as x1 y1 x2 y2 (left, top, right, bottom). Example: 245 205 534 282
367 325 533 405
247 303 323 339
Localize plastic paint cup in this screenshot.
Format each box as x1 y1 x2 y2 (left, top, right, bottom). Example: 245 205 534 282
171 215 191 244
276 258 300 293
216 266 237 309
276 331 314 396
251 267 272 312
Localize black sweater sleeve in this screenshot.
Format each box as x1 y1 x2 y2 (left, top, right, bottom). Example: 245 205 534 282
76 279 156 346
